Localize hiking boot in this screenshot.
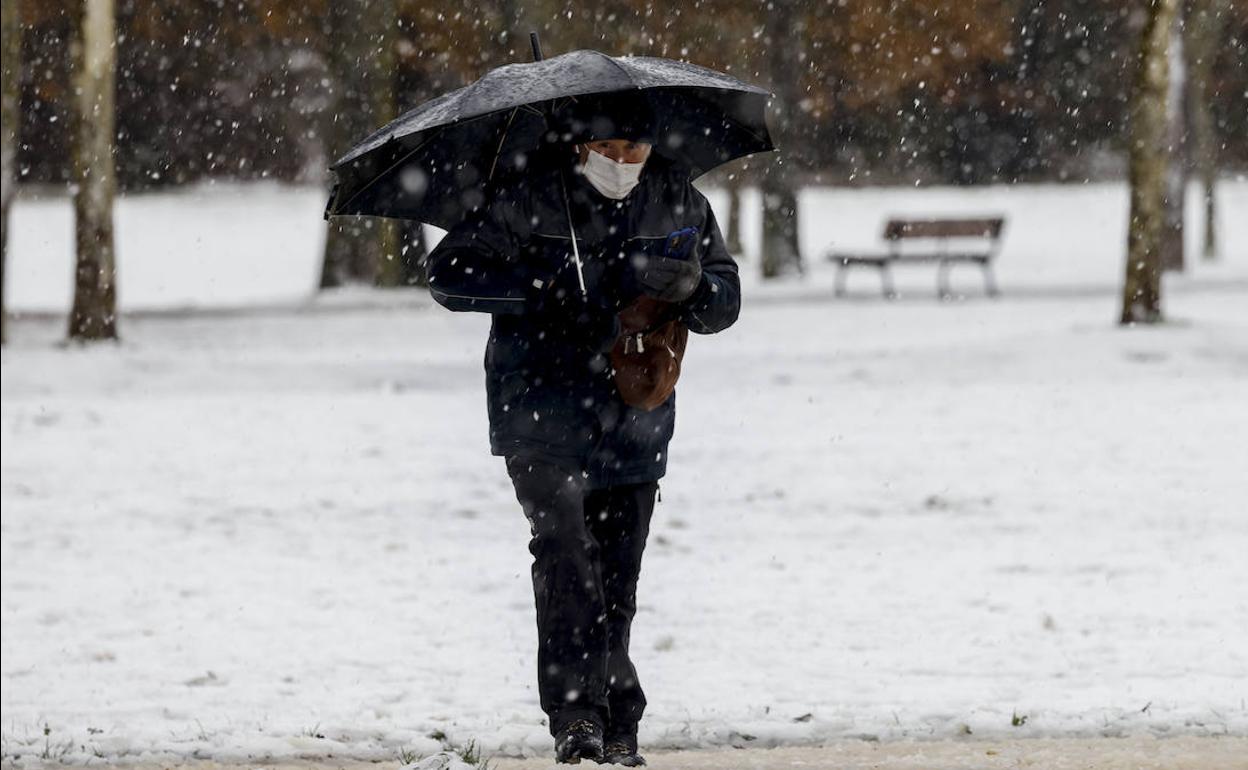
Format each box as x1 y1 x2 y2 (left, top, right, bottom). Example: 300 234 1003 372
599 731 645 766
554 718 604 764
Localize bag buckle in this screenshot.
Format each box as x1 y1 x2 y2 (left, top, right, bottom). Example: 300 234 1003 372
623 332 645 354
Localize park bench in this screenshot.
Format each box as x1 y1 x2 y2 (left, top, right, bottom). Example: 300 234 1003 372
826 217 1006 299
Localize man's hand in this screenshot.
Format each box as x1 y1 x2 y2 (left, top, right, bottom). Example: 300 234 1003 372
636 256 702 303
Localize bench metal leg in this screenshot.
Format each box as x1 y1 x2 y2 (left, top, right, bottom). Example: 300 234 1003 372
982 263 1001 298
879 263 896 299
835 261 896 299
937 261 953 300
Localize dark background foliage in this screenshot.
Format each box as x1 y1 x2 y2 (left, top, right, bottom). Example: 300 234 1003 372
13 0 1248 191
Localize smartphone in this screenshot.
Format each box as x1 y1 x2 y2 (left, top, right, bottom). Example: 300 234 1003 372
663 226 700 260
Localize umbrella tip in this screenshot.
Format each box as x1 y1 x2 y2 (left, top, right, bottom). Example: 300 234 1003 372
530 32 543 62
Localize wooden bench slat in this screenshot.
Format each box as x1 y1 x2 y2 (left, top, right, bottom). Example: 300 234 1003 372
884 218 1004 239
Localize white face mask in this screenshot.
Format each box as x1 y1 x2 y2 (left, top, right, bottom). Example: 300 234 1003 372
578 146 646 200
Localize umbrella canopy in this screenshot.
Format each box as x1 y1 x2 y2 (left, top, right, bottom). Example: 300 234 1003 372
324 49 773 228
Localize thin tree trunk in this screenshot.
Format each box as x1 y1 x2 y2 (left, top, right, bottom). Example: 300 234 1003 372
1185 0 1226 260
1161 4 1186 272
370 0 400 287
761 179 800 278
1121 0 1179 325
399 220 428 286
69 0 118 341
760 0 804 279
321 0 398 289
0 0 20 345
726 177 743 256
497 0 535 61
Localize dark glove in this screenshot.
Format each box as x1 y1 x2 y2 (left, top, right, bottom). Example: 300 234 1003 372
637 256 702 303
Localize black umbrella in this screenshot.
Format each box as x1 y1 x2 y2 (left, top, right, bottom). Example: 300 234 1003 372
323 42 774 230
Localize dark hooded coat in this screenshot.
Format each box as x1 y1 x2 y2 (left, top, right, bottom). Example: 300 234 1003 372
426 151 740 488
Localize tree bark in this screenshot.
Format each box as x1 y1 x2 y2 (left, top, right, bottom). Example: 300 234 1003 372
399 220 428 286
725 176 743 256
0 0 20 345
761 179 800 278
69 0 119 341
1161 5 1186 272
321 0 399 289
1122 0 1179 325
1185 0 1227 260
759 0 803 279
496 0 535 61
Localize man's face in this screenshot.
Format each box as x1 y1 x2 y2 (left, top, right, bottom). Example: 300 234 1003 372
578 138 652 166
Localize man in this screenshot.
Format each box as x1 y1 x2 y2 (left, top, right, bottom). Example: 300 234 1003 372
426 93 740 765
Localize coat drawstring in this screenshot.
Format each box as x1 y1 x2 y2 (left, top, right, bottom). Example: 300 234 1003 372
557 168 587 296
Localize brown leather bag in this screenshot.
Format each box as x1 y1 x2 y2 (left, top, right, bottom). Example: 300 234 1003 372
609 295 688 411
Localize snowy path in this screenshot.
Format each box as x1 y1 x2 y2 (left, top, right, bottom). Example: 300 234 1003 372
491 737 1248 769
36 736 1248 769
488 736 1248 769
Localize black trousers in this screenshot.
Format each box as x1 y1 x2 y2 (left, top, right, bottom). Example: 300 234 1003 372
505 454 657 737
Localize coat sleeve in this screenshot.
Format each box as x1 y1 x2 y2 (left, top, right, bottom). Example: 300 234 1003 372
676 190 742 334
426 184 543 315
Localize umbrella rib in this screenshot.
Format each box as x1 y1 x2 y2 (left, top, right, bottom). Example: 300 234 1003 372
713 105 774 147
593 51 640 88
332 110 500 216
487 107 520 184
660 89 774 149
332 130 443 216
334 101 550 217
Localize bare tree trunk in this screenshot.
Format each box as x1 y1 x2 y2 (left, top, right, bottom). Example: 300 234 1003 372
761 180 800 278
321 0 399 289
1121 0 1179 325
760 0 803 279
399 220 428 286
1161 5 1186 272
1185 0 1227 260
69 0 118 341
370 0 401 288
726 176 743 256
0 0 20 345
497 0 536 61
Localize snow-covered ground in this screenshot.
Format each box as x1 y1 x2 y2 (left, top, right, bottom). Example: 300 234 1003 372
6 178 1247 312
2 181 1247 765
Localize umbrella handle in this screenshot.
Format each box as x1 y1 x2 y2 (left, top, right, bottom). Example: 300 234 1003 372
558 169 588 297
